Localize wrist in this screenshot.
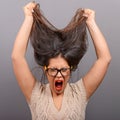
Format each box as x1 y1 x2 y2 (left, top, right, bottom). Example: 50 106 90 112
24 16 33 22
86 19 97 29
86 19 96 25
23 16 34 28
23 16 34 26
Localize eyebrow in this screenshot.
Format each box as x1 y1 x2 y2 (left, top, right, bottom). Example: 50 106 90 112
48 66 70 68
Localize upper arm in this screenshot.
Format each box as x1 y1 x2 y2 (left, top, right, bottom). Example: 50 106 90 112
83 58 110 100
12 57 36 102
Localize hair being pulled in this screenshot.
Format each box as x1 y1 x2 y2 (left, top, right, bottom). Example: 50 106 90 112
30 3 88 70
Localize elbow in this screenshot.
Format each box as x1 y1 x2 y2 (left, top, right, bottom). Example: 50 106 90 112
11 50 17 61
98 54 112 66
11 53 24 67
11 52 18 63
106 54 112 64
11 49 25 65
109 55 112 63
11 51 21 63
11 49 26 64
103 54 112 65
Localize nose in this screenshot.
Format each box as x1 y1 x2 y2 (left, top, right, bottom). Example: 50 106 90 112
56 71 62 77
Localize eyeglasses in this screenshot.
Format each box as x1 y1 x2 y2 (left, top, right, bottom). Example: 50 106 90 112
45 67 71 77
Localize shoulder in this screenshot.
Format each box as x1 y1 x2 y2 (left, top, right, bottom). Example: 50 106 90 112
70 79 88 102
28 80 45 104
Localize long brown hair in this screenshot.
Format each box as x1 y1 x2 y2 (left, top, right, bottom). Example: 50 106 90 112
30 4 88 70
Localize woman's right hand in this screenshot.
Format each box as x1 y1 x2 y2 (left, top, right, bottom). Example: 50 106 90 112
23 1 36 18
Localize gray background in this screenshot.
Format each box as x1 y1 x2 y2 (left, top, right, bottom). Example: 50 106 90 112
0 0 120 120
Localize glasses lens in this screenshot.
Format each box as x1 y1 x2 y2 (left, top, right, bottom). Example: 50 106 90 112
61 68 70 76
47 68 57 77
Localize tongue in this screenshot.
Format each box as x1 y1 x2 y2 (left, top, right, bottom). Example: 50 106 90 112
55 85 62 91
55 86 62 91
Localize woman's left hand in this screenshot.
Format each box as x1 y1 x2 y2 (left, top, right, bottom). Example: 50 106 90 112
82 9 95 24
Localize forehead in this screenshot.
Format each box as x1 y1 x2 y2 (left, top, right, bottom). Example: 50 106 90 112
48 56 69 68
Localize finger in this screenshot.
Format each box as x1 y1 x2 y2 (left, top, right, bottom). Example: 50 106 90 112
81 8 88 17
82 9 92 14
25 2 36 8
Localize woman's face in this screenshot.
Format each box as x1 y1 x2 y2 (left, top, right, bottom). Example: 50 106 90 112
45 55 71 96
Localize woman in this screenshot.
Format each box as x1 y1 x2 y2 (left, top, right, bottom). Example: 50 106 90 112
11 2 111 120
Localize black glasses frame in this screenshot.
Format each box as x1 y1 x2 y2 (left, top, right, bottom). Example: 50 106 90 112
45 67 71 77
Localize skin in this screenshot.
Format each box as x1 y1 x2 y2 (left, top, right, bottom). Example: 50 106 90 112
46 54 70 97
45 55 71 110
12 2 111 110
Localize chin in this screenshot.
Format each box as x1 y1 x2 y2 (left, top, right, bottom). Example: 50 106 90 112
53 85 65 95
55 89 64 95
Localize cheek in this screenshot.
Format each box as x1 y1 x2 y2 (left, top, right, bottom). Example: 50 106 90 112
64 76 70 84
46 75 54 85
46 73 70 84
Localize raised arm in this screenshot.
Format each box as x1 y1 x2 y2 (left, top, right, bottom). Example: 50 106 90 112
11 2 36 101
82 9 111 100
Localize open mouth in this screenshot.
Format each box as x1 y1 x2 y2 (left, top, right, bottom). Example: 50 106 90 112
54 80 63 91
